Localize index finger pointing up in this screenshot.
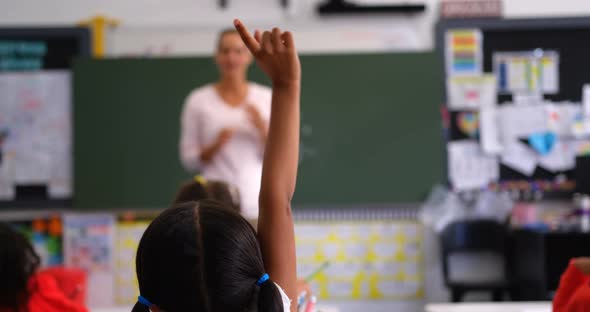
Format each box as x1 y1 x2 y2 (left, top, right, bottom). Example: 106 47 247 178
234 19 260 53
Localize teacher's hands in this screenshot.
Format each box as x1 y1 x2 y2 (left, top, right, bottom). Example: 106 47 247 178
217 128 235 146
199 127 234 163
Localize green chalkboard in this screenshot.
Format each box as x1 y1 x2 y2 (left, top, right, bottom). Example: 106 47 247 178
73 53 444 209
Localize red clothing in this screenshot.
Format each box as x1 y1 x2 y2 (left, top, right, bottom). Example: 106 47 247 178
554 259 590 312
0 269 88 312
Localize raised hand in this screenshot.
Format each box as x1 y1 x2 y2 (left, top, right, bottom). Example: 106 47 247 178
234 19 301 87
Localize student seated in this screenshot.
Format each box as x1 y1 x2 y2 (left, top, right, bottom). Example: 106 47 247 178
0 223 87 312
553 257 590 312
173 176 241 213
132 19 301 312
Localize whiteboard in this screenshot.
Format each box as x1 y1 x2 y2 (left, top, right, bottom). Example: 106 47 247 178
0 71 72 200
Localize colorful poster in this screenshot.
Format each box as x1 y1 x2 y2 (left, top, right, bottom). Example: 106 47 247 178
63 214 115 307
114 216 151 305
445 29 482 76
11 216 63 267
295 221 423 300
494 51 559 95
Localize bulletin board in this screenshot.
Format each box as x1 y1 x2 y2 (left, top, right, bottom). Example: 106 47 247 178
436 17 590 196
0 28 90 208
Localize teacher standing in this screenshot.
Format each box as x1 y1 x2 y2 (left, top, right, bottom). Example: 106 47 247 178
179 29 271 221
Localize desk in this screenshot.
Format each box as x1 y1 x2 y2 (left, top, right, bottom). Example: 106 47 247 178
92 306 340 312
425 302 551 312
510 230 590 300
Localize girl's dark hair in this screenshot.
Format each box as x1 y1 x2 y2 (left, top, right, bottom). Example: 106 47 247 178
173 179 241 213
0 222 41 311
132 200 284 312
205 181 241 213
172 180 209 205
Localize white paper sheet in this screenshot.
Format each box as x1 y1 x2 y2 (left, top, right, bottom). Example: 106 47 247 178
499 104 548 142
500 141 538 176
546 103 582 136
507 58 528 91
541 55 559 93
0 71 72 198
480 108 503 154
447 75 496 110
584 84 590 117
448 141 499 191
0 156 15 200
538 140 576 172
63 214 115 307
495 51 559 95
513 93 543 106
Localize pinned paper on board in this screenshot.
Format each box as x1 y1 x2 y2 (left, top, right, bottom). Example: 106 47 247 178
501 141 538 176
583 84 590 117
446 29 482 76
0 71 72 200
538 140 576 172
447 75 496 110
448 141 499 191
456 112 479 138
576 140 590 156
547 103 582 136
498 104 548 142
572 112 590 138
494 50 559 94
63 214 115 307
480 108 503 154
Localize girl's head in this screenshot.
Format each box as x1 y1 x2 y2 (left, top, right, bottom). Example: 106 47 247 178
0 223 40 310
173 177 241 213
215 29 253 79
172 176 210 205
205 180 241 213
132 201 284 312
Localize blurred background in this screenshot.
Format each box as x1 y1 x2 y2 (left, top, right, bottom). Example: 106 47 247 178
1 0 590 311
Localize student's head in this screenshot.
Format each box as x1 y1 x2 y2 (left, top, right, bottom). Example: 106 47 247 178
173 177 241 213
215 28 253 79
0 223 40 310
132 201 284 312
206 180 241 213
173 176 210 205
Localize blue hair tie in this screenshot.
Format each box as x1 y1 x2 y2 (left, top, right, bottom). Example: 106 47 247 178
138 295 153 307
256 273 270 286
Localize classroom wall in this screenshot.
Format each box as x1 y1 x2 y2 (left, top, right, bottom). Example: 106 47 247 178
3 0 590 55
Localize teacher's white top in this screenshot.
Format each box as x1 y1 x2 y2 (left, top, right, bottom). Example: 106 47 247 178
180 82 271 219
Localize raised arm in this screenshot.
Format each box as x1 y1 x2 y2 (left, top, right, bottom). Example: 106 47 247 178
234 19 300 310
